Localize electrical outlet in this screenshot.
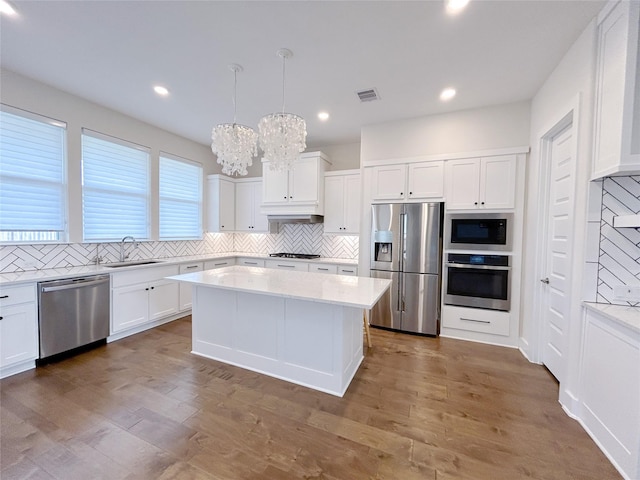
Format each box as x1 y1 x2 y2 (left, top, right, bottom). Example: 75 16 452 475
613 285 640 302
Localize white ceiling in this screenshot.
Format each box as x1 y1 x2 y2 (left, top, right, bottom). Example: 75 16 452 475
0 0 604 149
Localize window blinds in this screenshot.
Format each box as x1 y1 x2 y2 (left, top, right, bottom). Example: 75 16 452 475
0 107 66 242
159 153 202 240
82 129 150 241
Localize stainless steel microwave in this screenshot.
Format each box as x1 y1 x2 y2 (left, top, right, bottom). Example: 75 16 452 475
445 213 513 251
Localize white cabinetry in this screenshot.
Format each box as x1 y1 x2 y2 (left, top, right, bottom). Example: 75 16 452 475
580 306 639 480
111 265 180 335
592 0 640 178
265 259 309 272
235 179 267 232
261 151 331 215
441 305 510 337
204 258 235 270
237 258 266 267
309 263 338 274
207 175 235 232
0 283 38 378
179 262 203 311
324 170 361 234
371 161 444 202
445 155 516 210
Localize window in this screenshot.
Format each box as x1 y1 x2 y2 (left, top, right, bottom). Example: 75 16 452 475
159 153 203 240
82 129 150 241
0 106 67 243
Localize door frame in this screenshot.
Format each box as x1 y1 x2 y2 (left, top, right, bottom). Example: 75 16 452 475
531 95 582 369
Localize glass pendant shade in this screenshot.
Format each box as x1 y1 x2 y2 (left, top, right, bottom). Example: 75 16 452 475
211 123 257 176
211 64 256 176
258 112 306 172
258 48 307 171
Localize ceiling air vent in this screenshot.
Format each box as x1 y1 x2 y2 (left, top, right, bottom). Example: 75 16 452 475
356 88 380 102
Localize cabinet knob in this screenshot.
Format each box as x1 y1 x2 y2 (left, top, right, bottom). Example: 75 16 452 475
150 286 155 290
289 196 293 199
145 287 149 291
481 201 485 205
409 192 412 195
284 196 287 199
0 295 8 299
400 192 403 195
221 225 224 228
0 316 3 320
474 202 478 205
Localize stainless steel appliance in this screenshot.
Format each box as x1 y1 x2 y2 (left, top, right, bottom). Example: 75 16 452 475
445 212 513 251
443 253 511 311
370 203 442 335
38 275 110 359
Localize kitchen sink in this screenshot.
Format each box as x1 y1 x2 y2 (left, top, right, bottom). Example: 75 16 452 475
104 260 164 268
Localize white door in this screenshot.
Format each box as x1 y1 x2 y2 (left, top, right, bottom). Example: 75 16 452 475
480 155 516 209
290 157 319 203
541 123 575 382
262 163 289 204
323 175 344 233
235 182 254 231
407 161 444 199
445 159 481 209
371 165 406 201
343 174 361 233
252 181 269 232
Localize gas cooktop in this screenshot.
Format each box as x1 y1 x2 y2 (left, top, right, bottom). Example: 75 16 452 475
269 253 321 260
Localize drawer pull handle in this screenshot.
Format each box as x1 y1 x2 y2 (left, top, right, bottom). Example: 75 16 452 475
186 265 198 269
0 316 3 320
460 317 490 324
0 295 8 299
245 262 258 265
318 268 329 271
277 264 295 268
342 270 354 273
214 262 227 266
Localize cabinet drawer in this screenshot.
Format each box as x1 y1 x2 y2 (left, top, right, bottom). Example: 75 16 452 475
309 263 338 274
237 258 265 267
111 265 180 288
179 262 203 274
0 284 36 307
442 305 510 336
265 260 309 272
338 266 358 276
204 259 235 269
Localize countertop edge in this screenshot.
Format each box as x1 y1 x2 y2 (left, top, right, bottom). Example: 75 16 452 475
583 302 640 334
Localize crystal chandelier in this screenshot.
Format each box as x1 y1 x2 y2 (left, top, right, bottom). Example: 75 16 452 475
258 48 307 172
211 64 257 176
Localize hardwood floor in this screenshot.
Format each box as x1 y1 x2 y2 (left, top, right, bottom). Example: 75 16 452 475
1 316 620 479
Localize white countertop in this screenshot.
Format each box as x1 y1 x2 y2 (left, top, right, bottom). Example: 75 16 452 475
168 265 390 309
583 302 640 333
0 253 358 286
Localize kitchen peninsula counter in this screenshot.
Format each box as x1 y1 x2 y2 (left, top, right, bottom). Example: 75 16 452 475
168 266 391 396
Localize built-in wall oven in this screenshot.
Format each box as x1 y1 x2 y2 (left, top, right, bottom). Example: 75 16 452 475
443 253 511 311
446 213 513 251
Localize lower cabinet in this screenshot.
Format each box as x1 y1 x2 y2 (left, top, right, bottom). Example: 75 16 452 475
441 304 510 337
237 258 266 267
309 263 338 274
338 265 358 276
265 259 309 272
0 283 38 378
204 258 235 270
111 265 179 334
179 262 203 311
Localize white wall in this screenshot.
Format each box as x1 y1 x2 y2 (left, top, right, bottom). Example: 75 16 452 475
360 101 531 163
0 69 220 242
522 20 598 411
313 142 360 171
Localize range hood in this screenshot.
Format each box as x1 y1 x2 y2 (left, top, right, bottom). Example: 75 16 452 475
267 214 323 233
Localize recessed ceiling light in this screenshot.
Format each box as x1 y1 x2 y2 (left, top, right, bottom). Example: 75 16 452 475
153 85 169 96
445 0 470 14
0 0 17 16
318 112 329 121
440 88 456 101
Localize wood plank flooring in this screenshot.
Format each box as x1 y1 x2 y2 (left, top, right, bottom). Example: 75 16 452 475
1 316 621 479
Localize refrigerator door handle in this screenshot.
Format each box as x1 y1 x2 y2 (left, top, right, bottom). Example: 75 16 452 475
399 212 406 271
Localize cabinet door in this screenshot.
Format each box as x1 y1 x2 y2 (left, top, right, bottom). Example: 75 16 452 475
343 174 361 233
371 165 407 200
112 284 149 333
204 259 235 269
0 303 38 369
338 266 358 276
149 280 179 321
323 175 344 233
445 159 481 210
235 182 254 231
407 161 444 199
252 182 269 232
309 263 338 274
179 263 203 311
265 259 309 272
480 155 516 209
219 179 235 231
262 163 289 204
290 157 319 203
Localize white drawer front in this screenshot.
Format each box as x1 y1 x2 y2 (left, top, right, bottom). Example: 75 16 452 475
179 262 203 274
265 260 309 272
0 284 36 307
337 266 358 276
442 305 510 336
204 259 235 269
237 258 266 267
309 263 338 274
111 265 180 288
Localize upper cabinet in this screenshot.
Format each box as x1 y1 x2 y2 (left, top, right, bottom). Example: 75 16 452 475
371 161 444 202
235 179 268 232
324 170 361 234
592 0 640 178
206 175 235 232
261 151 331 215
445 155 517 210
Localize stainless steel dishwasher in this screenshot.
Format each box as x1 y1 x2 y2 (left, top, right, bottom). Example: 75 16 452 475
38 275 110 359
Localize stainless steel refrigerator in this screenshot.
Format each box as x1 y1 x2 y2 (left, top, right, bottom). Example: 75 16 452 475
370 203 442 335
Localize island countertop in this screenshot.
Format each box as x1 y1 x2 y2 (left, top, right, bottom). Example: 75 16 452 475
167 265 391 310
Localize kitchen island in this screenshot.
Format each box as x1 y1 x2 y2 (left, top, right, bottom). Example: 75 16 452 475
168 266 391 396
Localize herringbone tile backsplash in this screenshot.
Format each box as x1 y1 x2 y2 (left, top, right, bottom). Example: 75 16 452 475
0 227 358 273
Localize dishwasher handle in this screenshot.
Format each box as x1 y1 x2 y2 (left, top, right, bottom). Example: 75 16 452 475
41 277 110 293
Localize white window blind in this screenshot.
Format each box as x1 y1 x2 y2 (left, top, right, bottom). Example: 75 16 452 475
82 129 150 241
0 106 66 243
159 153 203 240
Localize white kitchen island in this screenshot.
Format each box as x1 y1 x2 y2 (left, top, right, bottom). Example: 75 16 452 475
168 266 391 397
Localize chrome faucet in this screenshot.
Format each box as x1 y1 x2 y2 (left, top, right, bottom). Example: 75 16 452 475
119 236 136 262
